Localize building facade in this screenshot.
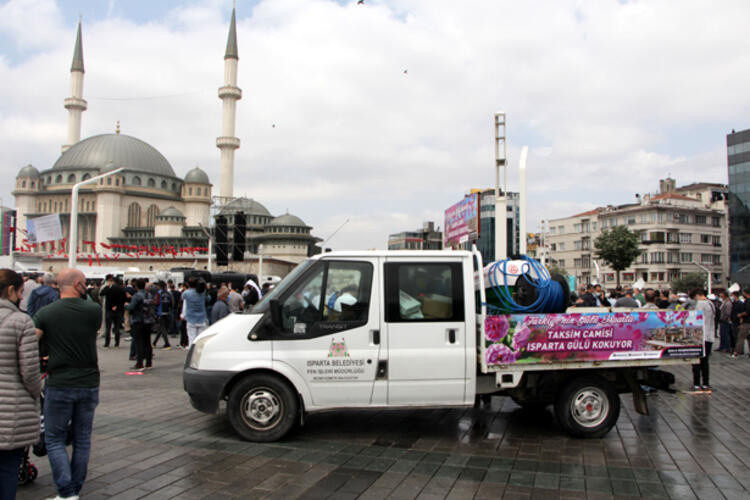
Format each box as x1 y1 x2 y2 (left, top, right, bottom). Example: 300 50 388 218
471 189 520 264
388 221 443 250
13 10 320 273
728 128 750 283
547 178 728 288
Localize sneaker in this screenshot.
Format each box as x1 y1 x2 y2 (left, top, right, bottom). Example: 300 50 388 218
702 386 712 393
691 385 702 392
131 365 144 371
731 353 738 358
162 346 171 350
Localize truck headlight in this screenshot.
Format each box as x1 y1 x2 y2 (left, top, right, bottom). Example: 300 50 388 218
189 334 216 369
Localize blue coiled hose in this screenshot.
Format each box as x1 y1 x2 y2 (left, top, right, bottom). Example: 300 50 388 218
485 256 565 314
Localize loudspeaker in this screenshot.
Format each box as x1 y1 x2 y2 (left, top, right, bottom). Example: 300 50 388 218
215 215 228 267
233 211 246 261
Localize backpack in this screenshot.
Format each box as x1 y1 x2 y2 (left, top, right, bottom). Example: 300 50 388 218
142 290 159 325
159 289 172 313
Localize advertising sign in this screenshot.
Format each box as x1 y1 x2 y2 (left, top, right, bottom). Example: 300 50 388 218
483 311 703 367
27 214 63 244
444 193 479 247
0 209 12 255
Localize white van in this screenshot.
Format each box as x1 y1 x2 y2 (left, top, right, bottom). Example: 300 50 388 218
183 250 700 441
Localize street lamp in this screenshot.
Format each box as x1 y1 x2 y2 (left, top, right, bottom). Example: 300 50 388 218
692 262 712 296
68 167 124 268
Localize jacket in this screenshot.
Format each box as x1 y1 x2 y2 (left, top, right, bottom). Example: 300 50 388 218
126 290 146 324
696 299 716 343
0 299 42 450
27 284 59 317
182 289 207 325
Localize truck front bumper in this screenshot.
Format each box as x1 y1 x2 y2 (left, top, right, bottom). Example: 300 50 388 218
183 367 236 414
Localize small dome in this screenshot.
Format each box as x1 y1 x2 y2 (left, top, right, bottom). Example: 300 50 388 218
184 166 210 184
156 206 185 218
268 213 308 228
219 197 271 217
17 164 40 179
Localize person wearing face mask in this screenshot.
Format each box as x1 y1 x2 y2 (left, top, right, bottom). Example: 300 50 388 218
0 269 42 499
33 268 101 500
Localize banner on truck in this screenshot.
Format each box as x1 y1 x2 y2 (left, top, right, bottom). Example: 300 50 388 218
444 193 479 248
483 311 703 367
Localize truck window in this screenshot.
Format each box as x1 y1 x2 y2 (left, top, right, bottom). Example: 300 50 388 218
280 260 373 336
384 262 464 322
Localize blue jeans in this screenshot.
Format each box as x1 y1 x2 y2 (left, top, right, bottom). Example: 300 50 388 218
44 386 99 497
0 448 23 500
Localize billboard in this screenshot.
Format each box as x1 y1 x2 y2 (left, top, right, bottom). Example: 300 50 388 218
482 311 703 368
27 214 63 244
444 193 479 247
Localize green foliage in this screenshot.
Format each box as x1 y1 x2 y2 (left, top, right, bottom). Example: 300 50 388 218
594 226 642 286
671 272 708 293
546 263 568 278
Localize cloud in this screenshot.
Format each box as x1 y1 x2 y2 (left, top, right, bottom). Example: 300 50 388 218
0 0 747 252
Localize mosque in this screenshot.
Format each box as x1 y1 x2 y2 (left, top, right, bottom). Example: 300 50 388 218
12 9 320 273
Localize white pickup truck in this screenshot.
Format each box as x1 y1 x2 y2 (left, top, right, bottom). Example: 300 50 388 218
183 249 703 441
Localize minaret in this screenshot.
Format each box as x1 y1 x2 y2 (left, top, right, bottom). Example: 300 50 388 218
217 7 242 200
62 19 87 152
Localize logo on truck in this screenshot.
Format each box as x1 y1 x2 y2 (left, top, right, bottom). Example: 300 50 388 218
328 338 349 357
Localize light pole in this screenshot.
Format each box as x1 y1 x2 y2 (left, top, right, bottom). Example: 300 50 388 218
692 262 712 296
198 223 213 272
494 112 507 261
68 167 124 268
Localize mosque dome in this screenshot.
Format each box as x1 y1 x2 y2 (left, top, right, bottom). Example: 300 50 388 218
17 164 40 178
219 197 271 217
184 167 210 184
52 133 176 178
268 213 308 228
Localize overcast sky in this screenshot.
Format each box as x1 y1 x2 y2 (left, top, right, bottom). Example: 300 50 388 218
0 0 747 250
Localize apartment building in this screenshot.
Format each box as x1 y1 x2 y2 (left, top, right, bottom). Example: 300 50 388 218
387 221 443 250
546 178 728 288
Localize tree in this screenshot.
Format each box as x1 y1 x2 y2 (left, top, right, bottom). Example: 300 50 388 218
671 272 707 293
594 226 641 288
546 262 568 278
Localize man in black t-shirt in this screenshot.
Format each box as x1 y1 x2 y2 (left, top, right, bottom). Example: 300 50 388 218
34 268 101 499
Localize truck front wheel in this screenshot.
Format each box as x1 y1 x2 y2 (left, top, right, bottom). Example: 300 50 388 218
227 374 298 442
555 376 620 438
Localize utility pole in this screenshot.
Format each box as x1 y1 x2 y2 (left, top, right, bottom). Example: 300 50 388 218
494 112 507 261
198 223 213 272
68 168 124 268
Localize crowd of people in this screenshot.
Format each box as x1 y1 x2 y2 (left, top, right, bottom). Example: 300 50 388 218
0 268 265 500
570 282 750 394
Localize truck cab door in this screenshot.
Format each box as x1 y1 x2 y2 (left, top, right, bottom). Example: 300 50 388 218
271 258 381 408
383 258 468 405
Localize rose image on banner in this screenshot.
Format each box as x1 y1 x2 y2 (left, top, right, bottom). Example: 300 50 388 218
483 311 703 367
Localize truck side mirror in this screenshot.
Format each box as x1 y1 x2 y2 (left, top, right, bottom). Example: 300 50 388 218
270 299 282 327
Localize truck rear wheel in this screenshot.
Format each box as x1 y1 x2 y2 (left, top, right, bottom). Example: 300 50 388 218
227 374 298 442
555 375 620 438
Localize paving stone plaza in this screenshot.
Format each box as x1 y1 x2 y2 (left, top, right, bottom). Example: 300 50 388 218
16 345 750 499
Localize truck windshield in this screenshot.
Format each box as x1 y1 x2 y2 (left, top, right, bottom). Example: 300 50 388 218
251 259 314 314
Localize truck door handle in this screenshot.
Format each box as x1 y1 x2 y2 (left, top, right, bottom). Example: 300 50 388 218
371 329 380 345
448 329 456 344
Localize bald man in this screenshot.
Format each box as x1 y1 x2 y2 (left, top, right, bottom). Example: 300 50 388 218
34 267 102 499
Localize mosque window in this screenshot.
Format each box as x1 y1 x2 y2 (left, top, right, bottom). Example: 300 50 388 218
82 173 90 181
161 180 167 189
47 176 51 184
30 181 35 188
55 175 62 183
107 178 111 185
188 187 193 195
67 174 76 183
42 202 46 212
146 204 159 227
172 182 177 191
128 203 142 227
21 181 26 188
196 188 201 196
65 200 68 211
132 176 142 186
148 178 156 188
116 178 120 186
